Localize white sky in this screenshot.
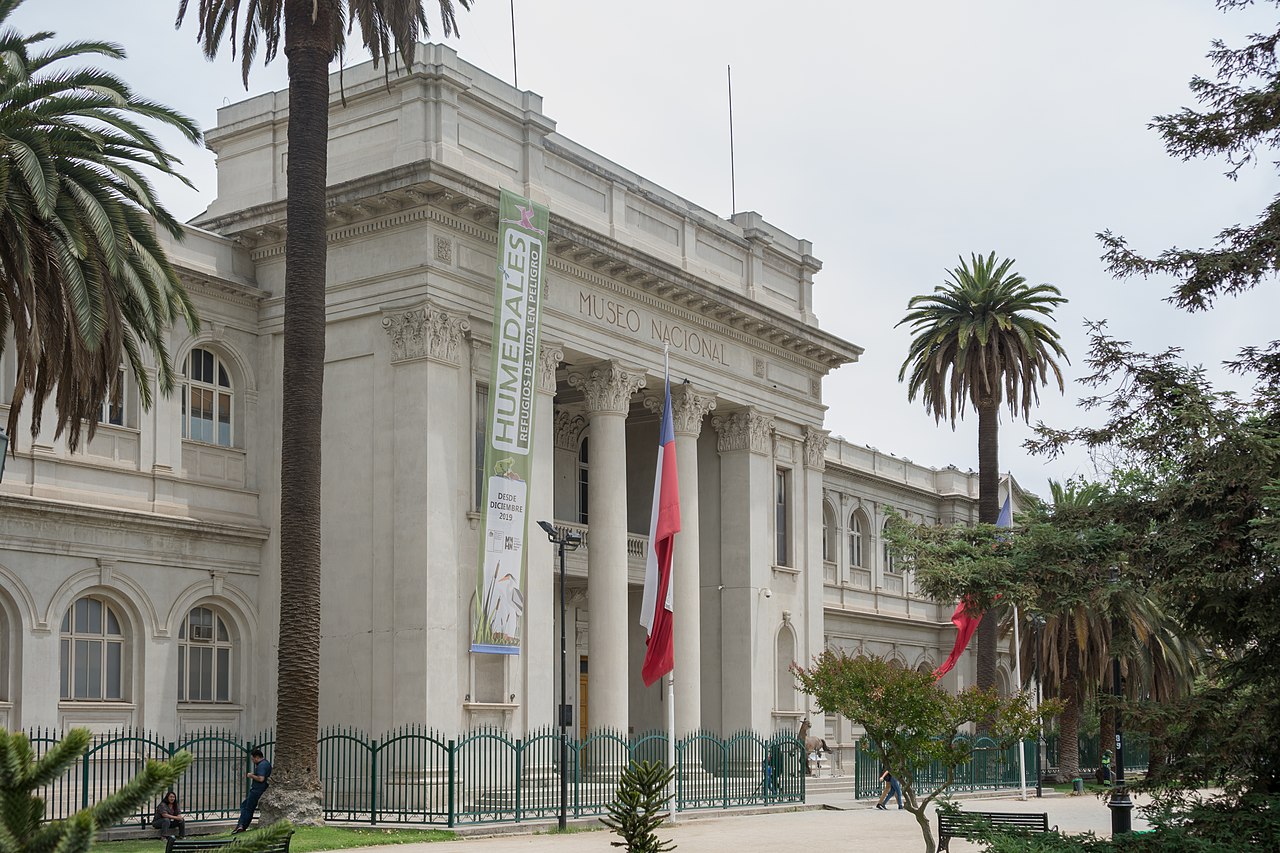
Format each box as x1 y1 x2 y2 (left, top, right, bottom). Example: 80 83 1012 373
19 1 1279 496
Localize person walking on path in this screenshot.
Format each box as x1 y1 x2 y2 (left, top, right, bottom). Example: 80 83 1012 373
233 748 272 833
153 791 185 838
876 766 903 810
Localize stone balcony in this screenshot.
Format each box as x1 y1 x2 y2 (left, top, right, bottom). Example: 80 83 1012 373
551 521 649 583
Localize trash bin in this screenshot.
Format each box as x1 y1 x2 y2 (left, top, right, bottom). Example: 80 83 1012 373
1072 777 1084 794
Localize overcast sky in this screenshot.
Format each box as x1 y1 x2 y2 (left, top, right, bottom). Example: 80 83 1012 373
19 1 1278 497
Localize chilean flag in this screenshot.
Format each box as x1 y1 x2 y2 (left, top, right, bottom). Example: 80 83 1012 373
640 369 681 687
934 495 1012 680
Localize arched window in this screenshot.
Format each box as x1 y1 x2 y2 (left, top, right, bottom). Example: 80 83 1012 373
182 348 233 447
849 512 865 567
822 502 836 563
775 623 797 711
577 436 589 524
178 606 234 703
60 596 126 701
98 366 138 428
883 519 896 573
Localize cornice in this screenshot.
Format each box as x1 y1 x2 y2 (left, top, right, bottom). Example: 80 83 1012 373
196 162 860 372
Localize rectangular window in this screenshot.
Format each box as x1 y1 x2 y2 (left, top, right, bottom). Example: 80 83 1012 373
177 649 185 700
475 385 488 510
60 639 69 699
105 642 122 700
217 647 230 702
775 469 790 567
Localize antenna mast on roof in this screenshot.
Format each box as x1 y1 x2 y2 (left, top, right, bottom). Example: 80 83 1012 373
727 65 737 216
510 0 519 88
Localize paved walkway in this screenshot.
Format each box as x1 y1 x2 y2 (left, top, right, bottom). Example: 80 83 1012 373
334 791 1150 852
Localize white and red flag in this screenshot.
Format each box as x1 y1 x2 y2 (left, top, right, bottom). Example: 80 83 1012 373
640 365 681 687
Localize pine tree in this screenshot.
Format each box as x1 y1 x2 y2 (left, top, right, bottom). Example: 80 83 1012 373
599 760 677 853
0 728 292 853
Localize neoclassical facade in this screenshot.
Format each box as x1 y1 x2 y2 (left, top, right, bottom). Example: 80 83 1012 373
0 46 1015 753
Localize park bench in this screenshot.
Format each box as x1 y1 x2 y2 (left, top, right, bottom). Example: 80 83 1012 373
937 811 1055 851
165 831 293 853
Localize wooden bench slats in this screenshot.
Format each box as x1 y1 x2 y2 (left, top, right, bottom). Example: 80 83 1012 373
938 811 1054 852
165 832 293 853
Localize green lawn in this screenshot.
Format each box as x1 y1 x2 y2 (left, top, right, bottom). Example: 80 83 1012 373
99 826 458 853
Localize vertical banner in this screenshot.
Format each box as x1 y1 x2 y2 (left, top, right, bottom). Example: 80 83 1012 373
472 189 549 655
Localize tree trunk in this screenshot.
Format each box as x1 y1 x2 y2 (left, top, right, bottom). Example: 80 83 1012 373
1056 627 1083 784
264 0 333 827
1098 669 1115 780
975 399 1000 695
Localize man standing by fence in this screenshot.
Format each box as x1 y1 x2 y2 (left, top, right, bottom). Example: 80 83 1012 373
233 748 272 833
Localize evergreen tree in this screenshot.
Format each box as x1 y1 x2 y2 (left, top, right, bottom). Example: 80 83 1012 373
599 760 676 853
0 728 292 853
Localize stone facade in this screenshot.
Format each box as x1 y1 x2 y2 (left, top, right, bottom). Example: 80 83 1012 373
0 46 1017 748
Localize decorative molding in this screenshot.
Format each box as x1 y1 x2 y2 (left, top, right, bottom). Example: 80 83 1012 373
434 235 453 263
553 411 586 451
567 362 645 415
381 301 470 365
538 343 564 395
754 358 766 378
670 384 717 437
804 426 830 470
713 408 775 455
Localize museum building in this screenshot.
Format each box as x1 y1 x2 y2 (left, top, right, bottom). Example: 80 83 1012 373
0 45 1017 762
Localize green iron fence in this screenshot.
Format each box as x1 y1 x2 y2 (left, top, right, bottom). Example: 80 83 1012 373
850 736 1042 800
26 726 806 828
1045 732 1149 776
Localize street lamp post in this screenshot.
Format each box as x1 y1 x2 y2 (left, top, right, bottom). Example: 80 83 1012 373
1108 566 1133 836
538 520 581 831
1032 614 1045 799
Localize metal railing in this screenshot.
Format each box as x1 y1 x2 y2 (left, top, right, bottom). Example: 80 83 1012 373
849 736 1046 799
26 726 806 827
1045 732 1149 776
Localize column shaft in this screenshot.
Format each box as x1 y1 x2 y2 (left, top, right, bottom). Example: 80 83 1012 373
570 363 645 734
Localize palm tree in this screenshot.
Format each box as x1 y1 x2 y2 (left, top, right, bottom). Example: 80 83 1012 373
1014 481 1202 782
0 0 200 450
898 252 1067 693
175 0 469 823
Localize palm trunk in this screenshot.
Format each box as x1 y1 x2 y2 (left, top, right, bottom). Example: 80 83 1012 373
975 399 1000 695
1057 627 1083 784
265 0 333 826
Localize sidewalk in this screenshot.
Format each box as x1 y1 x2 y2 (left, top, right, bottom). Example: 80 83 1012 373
330 791 1150 852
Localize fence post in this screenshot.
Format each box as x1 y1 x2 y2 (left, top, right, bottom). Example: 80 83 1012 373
446 739 455 828
370 738 379 825
514 738 523 824
81 740 91 811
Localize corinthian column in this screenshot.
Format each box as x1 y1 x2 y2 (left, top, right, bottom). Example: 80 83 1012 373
568 361 646 734
669 384 716 735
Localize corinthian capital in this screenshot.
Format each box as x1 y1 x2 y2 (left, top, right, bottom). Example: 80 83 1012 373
538 343 564 395
553 410 586 451
382 301 471 365
713 408 775 455
804 426 830 470
568 362 646 415
670 384 717 437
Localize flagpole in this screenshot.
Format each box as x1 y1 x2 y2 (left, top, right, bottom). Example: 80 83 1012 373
664 343 678 823
667 672 677 822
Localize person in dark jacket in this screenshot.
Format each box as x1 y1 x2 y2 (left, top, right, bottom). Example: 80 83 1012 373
233 748 271 833
153 791 185 838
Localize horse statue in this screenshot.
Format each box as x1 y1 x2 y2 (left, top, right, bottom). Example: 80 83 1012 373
797 717 832 776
